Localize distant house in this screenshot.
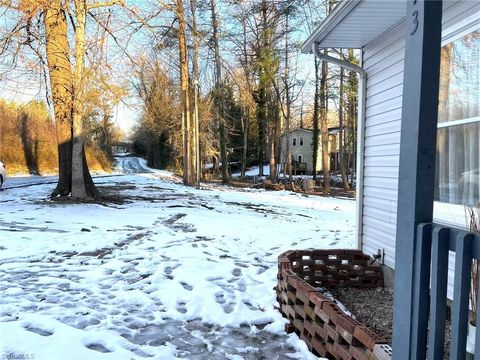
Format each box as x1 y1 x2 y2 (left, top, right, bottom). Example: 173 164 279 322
279 128 341 175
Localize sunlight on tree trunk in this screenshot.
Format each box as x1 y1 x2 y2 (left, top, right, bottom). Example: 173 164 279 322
44 0 73 197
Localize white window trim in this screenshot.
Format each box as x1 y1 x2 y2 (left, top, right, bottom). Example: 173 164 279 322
437 116 480 129
433 21 480 229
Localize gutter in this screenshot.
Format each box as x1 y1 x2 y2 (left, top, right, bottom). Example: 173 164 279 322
313 43 366 251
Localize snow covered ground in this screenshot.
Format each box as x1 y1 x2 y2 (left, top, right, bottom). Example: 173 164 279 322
0 157 356 360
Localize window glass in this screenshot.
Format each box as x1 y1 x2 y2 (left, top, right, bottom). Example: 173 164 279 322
298 155 302 162
300 137 304 146
435 30 479 206
292 138 296 146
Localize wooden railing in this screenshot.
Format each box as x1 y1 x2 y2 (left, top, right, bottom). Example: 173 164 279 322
413 223 480 359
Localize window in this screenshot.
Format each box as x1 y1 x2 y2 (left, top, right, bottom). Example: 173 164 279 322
298 155 303 162
434 30 479 206
300 137 304 146
292 138 297 146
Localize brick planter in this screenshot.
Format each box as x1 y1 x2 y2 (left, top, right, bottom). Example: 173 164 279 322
277 249 392 360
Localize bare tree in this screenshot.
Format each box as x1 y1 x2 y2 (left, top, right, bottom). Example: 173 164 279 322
210 0 228 183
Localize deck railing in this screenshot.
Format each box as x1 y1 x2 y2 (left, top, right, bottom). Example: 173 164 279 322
413 223 480 359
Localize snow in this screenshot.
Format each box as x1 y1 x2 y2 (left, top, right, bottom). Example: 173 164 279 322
0 158 355 359
231 165 270 177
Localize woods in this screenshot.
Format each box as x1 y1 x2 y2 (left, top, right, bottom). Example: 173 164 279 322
0 0 359 195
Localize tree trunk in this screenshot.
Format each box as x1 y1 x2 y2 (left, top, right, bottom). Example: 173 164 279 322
191 0 200 187
44 0 73 197
240 18 249 179
241 108 249 178
210 0 228 184
177 0 192 185
339 53 350 190
320 52 331 193
72 0 97 199
312 57 320 180
284 12 292 183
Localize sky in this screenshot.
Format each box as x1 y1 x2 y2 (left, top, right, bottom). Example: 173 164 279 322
0 0 329 137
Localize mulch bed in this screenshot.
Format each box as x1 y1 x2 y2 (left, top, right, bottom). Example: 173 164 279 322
327 286 452 359
328 286 394 345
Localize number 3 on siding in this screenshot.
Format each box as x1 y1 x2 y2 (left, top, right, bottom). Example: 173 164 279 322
410 1 419 35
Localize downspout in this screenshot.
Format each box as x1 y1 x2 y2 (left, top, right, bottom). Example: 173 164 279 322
313 43 366 251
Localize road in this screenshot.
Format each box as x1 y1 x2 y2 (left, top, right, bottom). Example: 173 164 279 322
2 156 150 190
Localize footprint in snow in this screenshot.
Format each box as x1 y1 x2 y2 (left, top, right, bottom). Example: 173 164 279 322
85 343 112 353
231 268 242 277
176 302 187 314
223 303 235 314
234 262 249 268
180 282 193 291
215 292 226 304
24 325 53 337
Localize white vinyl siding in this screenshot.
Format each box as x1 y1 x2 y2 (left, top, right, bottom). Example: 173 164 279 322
360 0 480 271
361 21 404 268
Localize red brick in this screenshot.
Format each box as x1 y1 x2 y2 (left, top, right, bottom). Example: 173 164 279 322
335 342 353 360
294 304 306 319
304 319 315 336
287 274 302 288
304 303 316 320
286 291 296 304
353 326 386 350
296 281 315 303
349 345 368 360
324 323 338 342
278 291 289 304
282 304 295 319
311 337 327 357
328 249 347 255
314 322 327 341
309 291 329 307
336 314 361 334
336 324 355 344
314 304 331 324
300 332 312 348
365 350 377 360
322 302 343 325
294 318 304 332
325 342 337 357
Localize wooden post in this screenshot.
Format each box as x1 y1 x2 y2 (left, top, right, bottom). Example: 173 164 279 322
391 1 443 359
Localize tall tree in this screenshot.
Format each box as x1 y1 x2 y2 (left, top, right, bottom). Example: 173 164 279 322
44 0 98 198
210 0 229 183
176 0 194 185
338 51 350 190
44 0 75 197
320 50 331 193
190 0 200 186
312 57 320 181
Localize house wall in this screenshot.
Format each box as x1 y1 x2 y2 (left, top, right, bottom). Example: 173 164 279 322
361 1 480 295
280 129 323 173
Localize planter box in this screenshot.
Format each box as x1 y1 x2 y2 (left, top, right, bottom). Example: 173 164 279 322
277 249 392 360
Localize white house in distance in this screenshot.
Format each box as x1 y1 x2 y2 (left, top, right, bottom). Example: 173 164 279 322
302 0 479 294
279 128 339 175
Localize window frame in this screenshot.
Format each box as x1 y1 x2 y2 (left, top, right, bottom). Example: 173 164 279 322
433 22 480 229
